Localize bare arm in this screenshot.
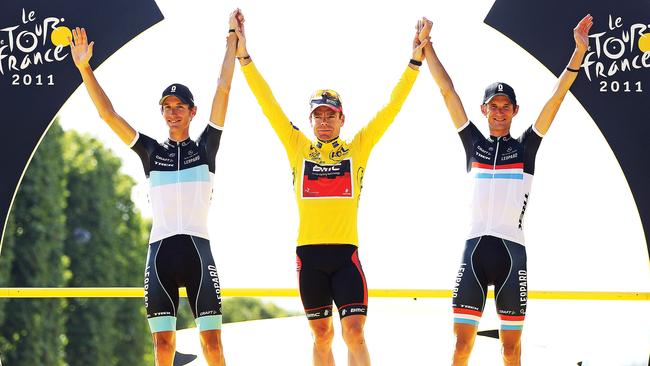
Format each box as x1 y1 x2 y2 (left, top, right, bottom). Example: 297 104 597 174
534 14 593 135
69 28 136 145
210 10 240 127
421 18 468 129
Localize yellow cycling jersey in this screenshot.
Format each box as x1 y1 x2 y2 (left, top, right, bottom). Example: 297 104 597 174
242 62 418 246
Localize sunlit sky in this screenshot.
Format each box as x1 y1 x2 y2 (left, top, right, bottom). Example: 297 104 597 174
57 0 649 298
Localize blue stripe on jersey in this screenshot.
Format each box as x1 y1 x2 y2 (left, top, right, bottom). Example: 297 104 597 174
475 173 524 180
150 165 211 187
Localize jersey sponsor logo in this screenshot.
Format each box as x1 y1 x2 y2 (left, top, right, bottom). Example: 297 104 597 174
501 151 519 161
475 152 491 160
518 193 529 229
154 154 174 162
153 160 173 167
184 155 200 165
329 145 350 161
477 145 492 155
308 146 321 161
301 159 353 199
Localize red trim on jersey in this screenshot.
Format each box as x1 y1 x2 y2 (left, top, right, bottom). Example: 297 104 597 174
471 162 524 170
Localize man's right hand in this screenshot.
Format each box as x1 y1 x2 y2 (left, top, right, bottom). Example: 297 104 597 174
69 27 94 70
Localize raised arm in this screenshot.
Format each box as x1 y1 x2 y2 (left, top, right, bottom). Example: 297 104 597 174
534 14 593 135
234 11 308 153
209 10 239 127
421 18 469 129
352 21 427 153
69 28 136 145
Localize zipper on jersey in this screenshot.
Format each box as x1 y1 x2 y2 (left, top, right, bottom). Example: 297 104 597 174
176 145 182 231
486 138 500 231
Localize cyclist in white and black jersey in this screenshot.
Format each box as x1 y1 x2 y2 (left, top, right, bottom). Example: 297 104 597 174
69 10 242 366
419 15 593 366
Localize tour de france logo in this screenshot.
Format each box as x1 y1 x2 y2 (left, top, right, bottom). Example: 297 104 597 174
582 14 650 93
1 8 71 86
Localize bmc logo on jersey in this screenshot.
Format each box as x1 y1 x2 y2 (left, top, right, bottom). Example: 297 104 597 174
301 159 353 199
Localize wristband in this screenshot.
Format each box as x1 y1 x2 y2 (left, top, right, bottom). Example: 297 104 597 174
228 29 236 33
237 55 250 60
409 59 423 66
566 67 580 72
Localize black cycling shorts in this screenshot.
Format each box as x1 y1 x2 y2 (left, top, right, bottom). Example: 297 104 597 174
452 235 527 331
296 244 368 320
144 234 222 333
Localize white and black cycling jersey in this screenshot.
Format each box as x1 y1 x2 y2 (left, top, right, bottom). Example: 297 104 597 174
458 120 543 245
130 123 223 243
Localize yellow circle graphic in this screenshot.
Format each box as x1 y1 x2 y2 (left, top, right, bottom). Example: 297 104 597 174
51 26 72 47
639 33 650 53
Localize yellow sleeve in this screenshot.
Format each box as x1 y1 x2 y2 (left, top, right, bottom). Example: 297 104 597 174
241 62 309 157
352 66 419 158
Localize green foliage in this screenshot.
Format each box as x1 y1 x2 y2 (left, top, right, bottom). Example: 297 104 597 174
175 298 198 330
62 130 150 366
222 297 300 324
0 122 68 366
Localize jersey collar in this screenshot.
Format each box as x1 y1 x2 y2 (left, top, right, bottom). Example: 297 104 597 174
165 137 192 147
488 133 512 143
315 136 342 150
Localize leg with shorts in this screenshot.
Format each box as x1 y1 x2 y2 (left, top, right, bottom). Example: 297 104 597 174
144 237 181 366
144 235 225 366
184 236 225 366
494 238 527 366
451 235 527 366
296 244 370 366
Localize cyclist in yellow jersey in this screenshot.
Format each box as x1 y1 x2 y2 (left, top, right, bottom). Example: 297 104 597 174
233 12 429 366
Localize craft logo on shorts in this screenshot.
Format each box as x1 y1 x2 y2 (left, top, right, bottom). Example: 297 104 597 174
1 8 70 86
582 14 649 93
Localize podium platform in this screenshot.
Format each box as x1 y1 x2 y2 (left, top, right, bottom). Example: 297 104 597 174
174 298 650 365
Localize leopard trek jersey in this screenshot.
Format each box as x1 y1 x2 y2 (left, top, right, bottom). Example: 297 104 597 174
458 121 543 245
242 61 419 246
130 124 223 243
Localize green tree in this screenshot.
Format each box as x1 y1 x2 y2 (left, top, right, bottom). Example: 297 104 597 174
62 130 150 366
0 122 68 366
0 212 17 358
